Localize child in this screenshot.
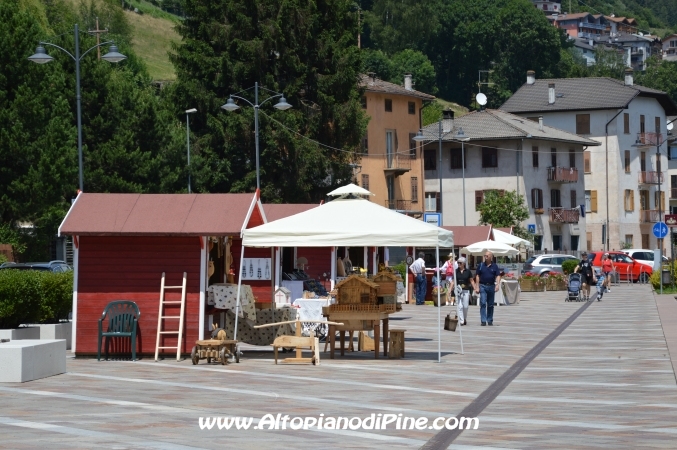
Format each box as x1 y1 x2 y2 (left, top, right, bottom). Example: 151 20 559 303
595 269 605 301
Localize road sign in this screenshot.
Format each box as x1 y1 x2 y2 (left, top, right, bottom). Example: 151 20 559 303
653 221 668 239
527 224 536 234
423 213 441 227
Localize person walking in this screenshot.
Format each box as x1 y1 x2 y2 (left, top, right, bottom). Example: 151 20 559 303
601 253 615 293
409 252 427 305
452 257 476 326
438 253 457 305
474 251 501 326
574 252 596 301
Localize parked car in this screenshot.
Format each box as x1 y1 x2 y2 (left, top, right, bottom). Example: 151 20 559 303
0 260 71 273
621 249 667 268
523 254 578 276
587 251 651 283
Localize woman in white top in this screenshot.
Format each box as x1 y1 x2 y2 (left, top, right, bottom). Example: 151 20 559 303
438 253 457 305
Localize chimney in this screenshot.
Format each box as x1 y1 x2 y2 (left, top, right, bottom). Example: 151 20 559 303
367 71 376 82
527 70 536 85
442 109 454 133
624 67 634 86
548 83 556 105
538 116 544 131
404 73 413 91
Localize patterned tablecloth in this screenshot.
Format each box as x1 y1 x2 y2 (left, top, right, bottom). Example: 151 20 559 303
224 307 298 346
208 283 256 323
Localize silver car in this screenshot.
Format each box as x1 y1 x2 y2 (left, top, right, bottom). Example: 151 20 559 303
523 254 578 276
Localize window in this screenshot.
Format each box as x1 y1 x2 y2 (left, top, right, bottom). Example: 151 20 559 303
361 96 367 109
475 190 484 210
624 113 630 134
425 193 438 212
551 189 562 208
570 235 579 252
570 190 577 209
569 149 575 168
656 117 661 134
640 114 645 133
361 174 369 191
584 151 591 173
586 190 597 212
553 235 562 251
640 189 649 210
411 177 418 203
361 132 368 154
642 234 649 249
640 151 646 172
424 149 436 170
385 98 392 112
576 114 590 134
385 130 394 167
551 148 557 167
624 189 635 211
587 232 592 250
450 148 466 169
409 133 417 159
624 150 630 173
482 147 498 168
672 174 677 190
531 188 543 209
408 101 415 115
625 234 634 247
532 146 539 167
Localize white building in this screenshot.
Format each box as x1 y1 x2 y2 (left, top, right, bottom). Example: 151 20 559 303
420 108 599 253
502 71 677 252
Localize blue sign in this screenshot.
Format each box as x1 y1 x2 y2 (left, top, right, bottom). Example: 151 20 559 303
423 213 442 227
653 221 669 239
527 224 536 234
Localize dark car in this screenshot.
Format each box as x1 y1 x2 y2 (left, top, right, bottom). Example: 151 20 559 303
0 260 71 273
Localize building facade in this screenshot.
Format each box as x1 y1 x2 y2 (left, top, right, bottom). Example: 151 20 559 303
420 109 598 253
502 72 677 252
357 74 435 216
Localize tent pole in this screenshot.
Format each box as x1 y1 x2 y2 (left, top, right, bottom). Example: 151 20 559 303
436 245 441 363
234 245 245 343
330 246 336 289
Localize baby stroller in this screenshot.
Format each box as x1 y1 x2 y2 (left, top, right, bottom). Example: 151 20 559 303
566 273 582 302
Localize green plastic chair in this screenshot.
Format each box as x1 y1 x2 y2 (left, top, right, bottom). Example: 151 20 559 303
98 301 140 361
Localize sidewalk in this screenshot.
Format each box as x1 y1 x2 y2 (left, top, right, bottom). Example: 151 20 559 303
654 293 677 383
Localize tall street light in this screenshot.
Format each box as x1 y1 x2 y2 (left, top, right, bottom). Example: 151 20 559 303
28 24 126 192
454 128 471 226
185 108 197 193
221 82 292 192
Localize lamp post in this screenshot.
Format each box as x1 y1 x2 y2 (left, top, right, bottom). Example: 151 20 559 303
221 82 292 192
28 24 126 192
455 128 470 226
185 108 197 193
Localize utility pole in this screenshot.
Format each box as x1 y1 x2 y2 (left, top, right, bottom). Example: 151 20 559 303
88 17 108 60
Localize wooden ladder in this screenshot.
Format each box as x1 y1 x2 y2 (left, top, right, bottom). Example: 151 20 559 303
155 272 187 361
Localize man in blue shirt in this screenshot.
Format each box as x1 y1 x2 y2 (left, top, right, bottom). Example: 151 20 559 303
474 251 501 326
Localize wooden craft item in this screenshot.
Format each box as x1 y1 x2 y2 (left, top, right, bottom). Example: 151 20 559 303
255 319 343 365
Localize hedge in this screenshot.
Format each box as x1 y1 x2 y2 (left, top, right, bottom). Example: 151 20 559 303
561 259 580 275
0 270 73 329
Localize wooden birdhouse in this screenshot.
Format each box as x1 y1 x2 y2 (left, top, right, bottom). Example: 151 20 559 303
335 275 379 305
274 287 292 305
371 271 398 297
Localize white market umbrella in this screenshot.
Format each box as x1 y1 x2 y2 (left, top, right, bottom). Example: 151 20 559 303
492 229 531 248
460 240 519 257
326 183 374 197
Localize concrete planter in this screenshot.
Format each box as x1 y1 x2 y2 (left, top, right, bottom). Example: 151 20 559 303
0 339 66 382
0 327 40 341
39 323 72 350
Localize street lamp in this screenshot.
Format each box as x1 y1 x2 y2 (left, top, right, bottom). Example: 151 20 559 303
221 82 292 192
28 24 126 192
454 128 471 226
185 108 197 193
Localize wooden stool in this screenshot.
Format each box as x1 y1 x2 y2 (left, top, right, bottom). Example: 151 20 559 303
388 329 406 359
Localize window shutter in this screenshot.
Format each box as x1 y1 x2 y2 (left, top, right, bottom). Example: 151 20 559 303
624 150 630 173
584 151 591 173
538 189 543 208
531 188 536 208
411 177 418 203
630 190 635 211
591 190 598 212
662 191 666 210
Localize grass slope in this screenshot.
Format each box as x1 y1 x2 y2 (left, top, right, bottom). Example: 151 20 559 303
124 9 179 81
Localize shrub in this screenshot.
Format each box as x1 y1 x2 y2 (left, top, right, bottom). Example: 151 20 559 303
561 259 579 275
391 262 407 280
0 270 73 328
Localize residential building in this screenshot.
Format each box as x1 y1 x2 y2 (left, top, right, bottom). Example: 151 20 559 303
663 34 677 61
531 0 561 13
612 33 662 71
605 16 639 36
501 71 677 252
419 107 599 253
549 13 609 40
358 74 435 216
571 38 596 66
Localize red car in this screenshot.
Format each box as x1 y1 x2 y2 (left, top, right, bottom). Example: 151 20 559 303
587 251 652 283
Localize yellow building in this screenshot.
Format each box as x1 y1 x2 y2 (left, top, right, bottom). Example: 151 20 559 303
358 74 435 216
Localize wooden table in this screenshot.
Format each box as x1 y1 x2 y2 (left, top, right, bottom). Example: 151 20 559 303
323 310 390 359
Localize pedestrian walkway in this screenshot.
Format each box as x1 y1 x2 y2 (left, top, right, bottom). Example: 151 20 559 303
0 284 675 449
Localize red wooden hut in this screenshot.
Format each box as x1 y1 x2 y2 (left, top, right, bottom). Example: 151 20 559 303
58 192 266 357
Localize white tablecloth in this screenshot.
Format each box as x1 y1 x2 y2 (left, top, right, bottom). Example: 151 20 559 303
208 283 256 322
292 298 331 337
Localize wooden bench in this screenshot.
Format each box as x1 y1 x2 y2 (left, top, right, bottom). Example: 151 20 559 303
272 335 319 365
388 329 406 359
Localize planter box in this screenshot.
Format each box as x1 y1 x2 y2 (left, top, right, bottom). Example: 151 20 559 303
0 339 66 383
519 279 544 292
545 279 567 291
0 327 40 341
39 323 72 350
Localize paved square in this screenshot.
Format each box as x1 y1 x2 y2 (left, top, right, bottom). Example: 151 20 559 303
1 284 676 449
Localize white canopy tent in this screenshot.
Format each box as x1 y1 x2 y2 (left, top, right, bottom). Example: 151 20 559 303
460 240 520 257
492 229 531 248
235 195 457 361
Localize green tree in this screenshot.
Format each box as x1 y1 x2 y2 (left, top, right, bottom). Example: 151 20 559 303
635 56 677 105
588 46 626 79
170 0 368 202
362 48 437 94
477 190 530 238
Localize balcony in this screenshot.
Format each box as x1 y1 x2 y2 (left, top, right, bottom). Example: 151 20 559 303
549 208 580 223
547 166 579 183
579 22 606 30
384 199 421 213
640 209 660 223
638 171 664 184
383 154 411 176
636 132 663 146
